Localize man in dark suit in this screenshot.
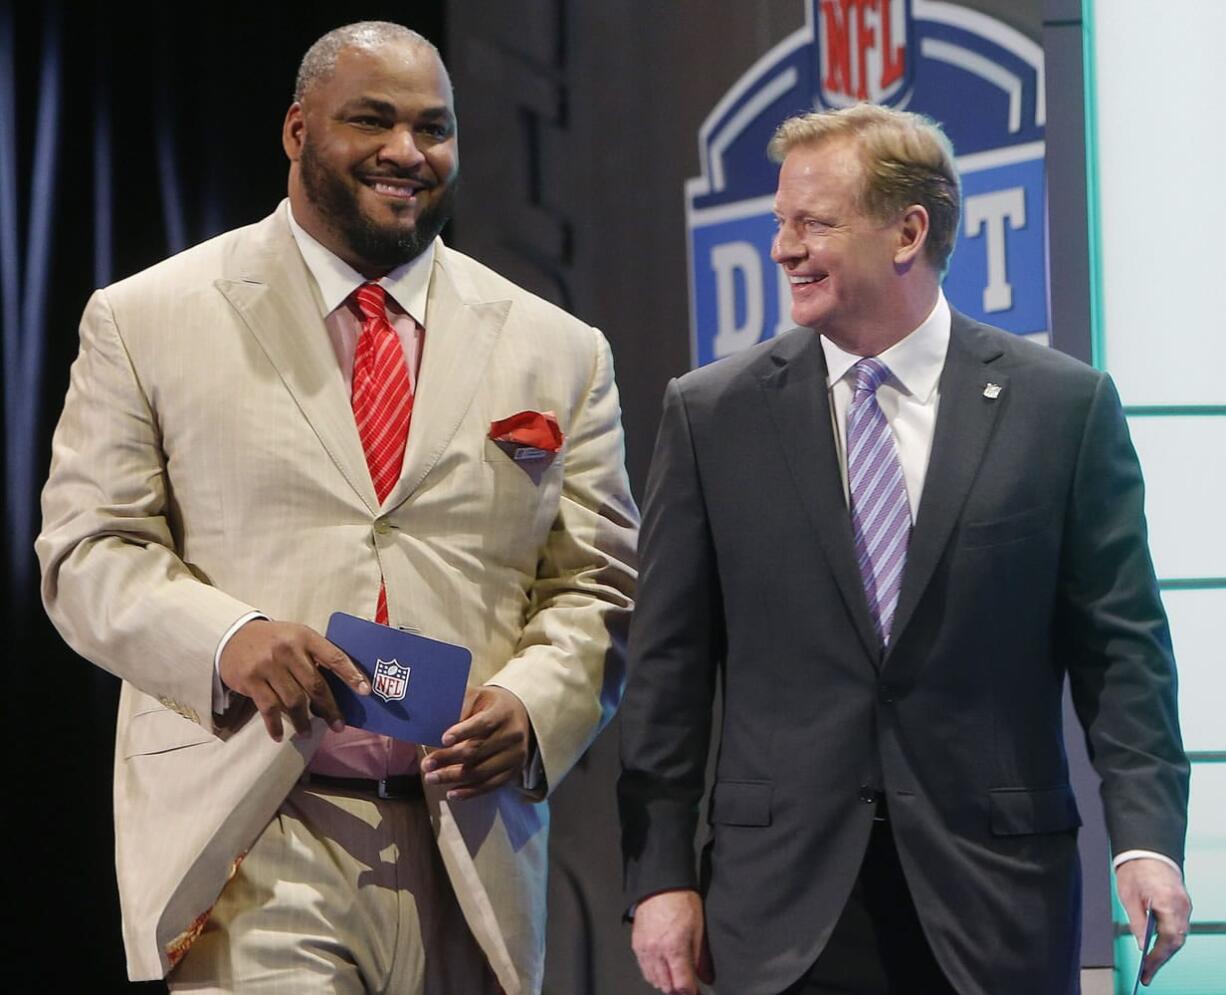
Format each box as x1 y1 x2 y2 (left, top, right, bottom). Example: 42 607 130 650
618 104 1191 995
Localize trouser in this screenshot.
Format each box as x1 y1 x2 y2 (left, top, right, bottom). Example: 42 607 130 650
781 816 957 995
168 781 500 995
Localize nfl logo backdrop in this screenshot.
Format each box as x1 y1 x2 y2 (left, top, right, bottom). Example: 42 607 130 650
685 0 1047 367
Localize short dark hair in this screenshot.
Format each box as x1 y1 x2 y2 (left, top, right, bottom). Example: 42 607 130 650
294 21 440 102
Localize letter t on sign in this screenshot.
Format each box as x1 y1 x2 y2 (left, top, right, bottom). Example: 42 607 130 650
965 187 1026 313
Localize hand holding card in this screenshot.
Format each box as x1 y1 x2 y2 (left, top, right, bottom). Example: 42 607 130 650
322 612 472 746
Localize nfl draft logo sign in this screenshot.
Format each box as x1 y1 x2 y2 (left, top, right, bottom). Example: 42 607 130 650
686 0 1047 367
372 658 410 703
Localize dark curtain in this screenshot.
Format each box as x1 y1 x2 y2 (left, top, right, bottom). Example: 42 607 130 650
2 4 445 990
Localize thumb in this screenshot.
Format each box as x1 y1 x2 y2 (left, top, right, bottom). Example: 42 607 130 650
1123 894 1151 950
457 686 482 721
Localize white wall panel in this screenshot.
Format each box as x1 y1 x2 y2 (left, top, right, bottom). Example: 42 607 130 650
1127 416 1226 580
1162 588 1226 755
1092 2 1226 406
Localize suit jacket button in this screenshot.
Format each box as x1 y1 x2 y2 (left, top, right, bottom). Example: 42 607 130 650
878 684 896 703
858 786 879 804
374 519 392 536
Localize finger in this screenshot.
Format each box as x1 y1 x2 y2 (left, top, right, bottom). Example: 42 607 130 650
443 769 518 801
637 950 669 993
248 683 285 742
283 651 345 731
422 736 488 772
308 633 370 695
265 667 314 736
1120 892 1150 951
441 704 500 747
429 755 518 798
665 951 698 995
425 723 523 777
1141 938 1179 985
1142 911 1189 984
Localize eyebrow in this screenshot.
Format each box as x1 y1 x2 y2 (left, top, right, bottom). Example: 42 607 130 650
339 97 454 121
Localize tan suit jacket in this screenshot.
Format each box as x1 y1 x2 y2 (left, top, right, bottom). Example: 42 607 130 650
36 203 638 993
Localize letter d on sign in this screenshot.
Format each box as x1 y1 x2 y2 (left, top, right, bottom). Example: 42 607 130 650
711 241 764 358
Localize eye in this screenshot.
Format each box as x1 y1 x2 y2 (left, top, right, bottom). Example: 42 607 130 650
350 115 388 129
417 121 453 140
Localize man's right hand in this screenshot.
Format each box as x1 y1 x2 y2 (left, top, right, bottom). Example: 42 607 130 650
631 889 712 995
219 620 370 741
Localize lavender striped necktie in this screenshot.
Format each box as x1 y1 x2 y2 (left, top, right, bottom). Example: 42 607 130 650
846 357 911 645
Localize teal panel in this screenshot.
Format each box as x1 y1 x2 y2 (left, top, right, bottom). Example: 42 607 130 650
1114 935 1226 994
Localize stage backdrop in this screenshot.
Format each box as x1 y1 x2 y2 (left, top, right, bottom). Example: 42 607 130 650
6 1 1126 991
444 2 1114 992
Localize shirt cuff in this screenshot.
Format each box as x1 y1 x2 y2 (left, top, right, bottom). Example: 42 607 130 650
213 611 266 713
521 741 545 791
1113 849 1182 877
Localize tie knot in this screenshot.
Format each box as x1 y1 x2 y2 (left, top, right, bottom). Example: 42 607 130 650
851 357 891 396
355 282 387 323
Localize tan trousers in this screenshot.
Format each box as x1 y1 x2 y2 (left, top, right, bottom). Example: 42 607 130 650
169 782 499 994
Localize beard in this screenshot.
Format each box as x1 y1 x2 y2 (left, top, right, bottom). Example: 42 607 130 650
300 137 456 271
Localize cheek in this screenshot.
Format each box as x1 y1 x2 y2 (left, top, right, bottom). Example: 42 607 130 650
426 146 459 181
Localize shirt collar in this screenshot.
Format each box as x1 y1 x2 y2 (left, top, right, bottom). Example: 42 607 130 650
821 290 950 402
287 206 435 326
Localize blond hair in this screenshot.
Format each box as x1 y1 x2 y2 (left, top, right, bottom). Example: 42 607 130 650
768 104 960 272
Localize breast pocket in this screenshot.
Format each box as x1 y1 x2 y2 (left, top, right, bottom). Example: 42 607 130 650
482 436 564 485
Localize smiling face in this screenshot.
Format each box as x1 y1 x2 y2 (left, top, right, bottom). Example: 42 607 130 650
283 40 458 276
770 138 918 351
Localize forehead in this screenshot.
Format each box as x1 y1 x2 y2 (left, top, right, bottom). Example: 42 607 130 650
308 41 453 111
773 139 865 211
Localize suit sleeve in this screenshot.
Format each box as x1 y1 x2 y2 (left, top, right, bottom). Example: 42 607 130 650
1059 372 1189 864
36 290 257 730
617 378 723 903
484 328 639 796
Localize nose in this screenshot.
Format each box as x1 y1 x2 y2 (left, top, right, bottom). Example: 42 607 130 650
771 223 802 264
378 125 426 169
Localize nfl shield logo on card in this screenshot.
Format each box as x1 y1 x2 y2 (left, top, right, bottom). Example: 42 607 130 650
372 658 410 702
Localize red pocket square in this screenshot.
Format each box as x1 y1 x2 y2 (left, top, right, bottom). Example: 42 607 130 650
489 410 564 454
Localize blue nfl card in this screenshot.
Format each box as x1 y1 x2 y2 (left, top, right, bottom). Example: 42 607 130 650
323 612 472 746
1130 908 1157 995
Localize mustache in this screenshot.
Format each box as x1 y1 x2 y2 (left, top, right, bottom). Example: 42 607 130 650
356 168 433 187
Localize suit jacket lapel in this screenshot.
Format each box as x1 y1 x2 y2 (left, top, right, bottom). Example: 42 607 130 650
758 331 881 662
887 313 1007 652
215 206 380 514
383 243 508 511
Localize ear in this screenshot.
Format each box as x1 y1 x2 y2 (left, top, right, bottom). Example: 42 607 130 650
894 204 930 266
282 102 306 162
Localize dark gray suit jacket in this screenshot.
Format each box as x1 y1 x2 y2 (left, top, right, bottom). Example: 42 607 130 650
618 312 1188 995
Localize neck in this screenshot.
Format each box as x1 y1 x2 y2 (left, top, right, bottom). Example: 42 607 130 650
823 280 939 357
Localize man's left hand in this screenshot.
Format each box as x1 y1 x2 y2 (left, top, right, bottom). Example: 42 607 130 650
422 686 532 801
1116 857 1192 986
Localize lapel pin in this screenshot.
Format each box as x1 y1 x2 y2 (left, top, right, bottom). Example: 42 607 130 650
982 382 1003 400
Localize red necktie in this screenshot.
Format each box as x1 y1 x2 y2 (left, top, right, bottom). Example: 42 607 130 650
352 282 413 623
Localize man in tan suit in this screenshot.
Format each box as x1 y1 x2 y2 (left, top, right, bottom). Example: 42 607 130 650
37 21 637 995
